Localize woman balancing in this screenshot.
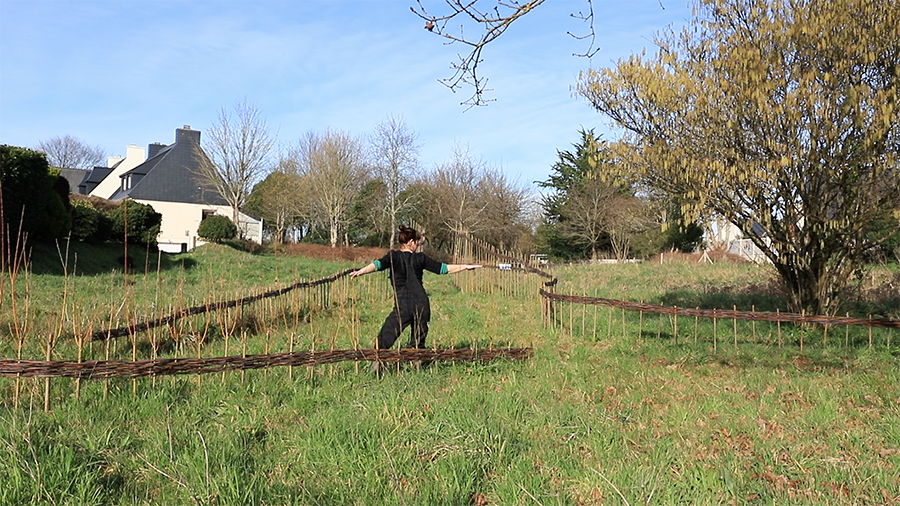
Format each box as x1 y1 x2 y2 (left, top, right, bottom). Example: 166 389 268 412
350 225 482 373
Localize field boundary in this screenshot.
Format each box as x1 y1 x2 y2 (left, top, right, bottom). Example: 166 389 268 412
4 233 897 385
454 233 899 329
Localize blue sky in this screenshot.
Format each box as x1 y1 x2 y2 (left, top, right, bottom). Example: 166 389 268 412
0 0 693 192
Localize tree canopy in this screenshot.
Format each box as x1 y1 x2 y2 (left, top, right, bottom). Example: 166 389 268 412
578 0 900 315
38 135 105 171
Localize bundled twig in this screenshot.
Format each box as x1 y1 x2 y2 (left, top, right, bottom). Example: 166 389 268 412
0 347 533 379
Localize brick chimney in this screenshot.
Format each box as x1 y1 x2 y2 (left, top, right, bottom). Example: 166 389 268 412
176 125 200 146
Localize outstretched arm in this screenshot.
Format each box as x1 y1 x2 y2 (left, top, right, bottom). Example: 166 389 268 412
351 262 377 279
445 264 482 274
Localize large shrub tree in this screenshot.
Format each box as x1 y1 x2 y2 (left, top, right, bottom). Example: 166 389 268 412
0 145 70 248
197 215 237 243
246 170 308 246
108 200 161 247
578 0 900 315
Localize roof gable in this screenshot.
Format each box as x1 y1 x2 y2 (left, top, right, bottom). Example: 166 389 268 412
114 127 228 206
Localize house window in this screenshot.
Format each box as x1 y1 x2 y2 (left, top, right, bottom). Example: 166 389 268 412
202 210 215 221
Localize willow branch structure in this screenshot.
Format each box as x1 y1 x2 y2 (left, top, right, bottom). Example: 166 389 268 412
539 289 900 329
0 348 533 380
89 268 355 341
3 233 897 382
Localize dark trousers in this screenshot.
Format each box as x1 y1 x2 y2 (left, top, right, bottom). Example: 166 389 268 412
377 302 430 350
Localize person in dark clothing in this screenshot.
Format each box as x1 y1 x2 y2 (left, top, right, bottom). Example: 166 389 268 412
350 225 481 372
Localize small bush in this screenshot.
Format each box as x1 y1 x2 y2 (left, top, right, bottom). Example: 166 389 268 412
107 200 161 247
69 199 115 243
198 215 237 243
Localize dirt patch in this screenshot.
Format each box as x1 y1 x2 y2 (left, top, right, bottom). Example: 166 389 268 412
277 243 388 263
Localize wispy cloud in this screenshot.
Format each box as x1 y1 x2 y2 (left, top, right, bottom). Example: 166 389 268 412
0 0 692 188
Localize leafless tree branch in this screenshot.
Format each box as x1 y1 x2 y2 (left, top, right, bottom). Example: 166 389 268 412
199 99 276 227
410 0 597 107
38 135 105 170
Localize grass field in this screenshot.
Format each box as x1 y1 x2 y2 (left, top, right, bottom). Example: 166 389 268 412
1 241 898 505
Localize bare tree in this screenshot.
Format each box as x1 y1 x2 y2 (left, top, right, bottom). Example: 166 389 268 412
199 99 276 227
296 129 370 247
416 145 531 251
38 135 105 170
370 116 420 246
425 144 490 238
410 0 598 106
477 168 531 251
562 177 620 261
607 195 652 261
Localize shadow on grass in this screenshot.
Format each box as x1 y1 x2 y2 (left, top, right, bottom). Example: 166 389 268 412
27 240 197 276
659 285 783 313
634 333 897 372
659 276 900 319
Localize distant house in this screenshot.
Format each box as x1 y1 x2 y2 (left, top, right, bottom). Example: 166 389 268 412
709 215 768 263
81 126 262 252
82 144 147 198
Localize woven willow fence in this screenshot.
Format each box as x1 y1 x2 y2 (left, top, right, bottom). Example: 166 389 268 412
1 239 540 410
1 266 530 376
448 232 899 349
1 348 533 380
2 232 898 411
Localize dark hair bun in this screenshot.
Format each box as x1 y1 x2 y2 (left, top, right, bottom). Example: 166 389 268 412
397 225 421 245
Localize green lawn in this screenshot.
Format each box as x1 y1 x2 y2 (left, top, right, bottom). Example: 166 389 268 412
1 243 898 505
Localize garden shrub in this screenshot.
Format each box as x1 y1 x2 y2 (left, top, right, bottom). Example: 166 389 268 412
0 145 70 243
70 200 112 243
107 200 161 247
198 215 237 243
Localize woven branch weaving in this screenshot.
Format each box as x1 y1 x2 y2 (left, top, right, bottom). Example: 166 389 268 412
0 348 533 379
539 290 899 329
89 268 354 341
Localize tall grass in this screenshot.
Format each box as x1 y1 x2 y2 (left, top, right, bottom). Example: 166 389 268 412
1 243 898 505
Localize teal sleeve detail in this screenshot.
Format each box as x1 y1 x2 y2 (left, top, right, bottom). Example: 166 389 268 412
374 260 383 271
440 263 448 275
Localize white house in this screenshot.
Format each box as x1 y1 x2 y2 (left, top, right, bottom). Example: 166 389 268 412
83 144 147 199
709 215 768 263
81 126 263 252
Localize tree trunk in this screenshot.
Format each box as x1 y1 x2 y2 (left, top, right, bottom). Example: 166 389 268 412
774 254 852 317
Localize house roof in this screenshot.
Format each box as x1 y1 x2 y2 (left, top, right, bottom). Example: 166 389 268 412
78 166 113 194
58 168 91 193
111 127 228 206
